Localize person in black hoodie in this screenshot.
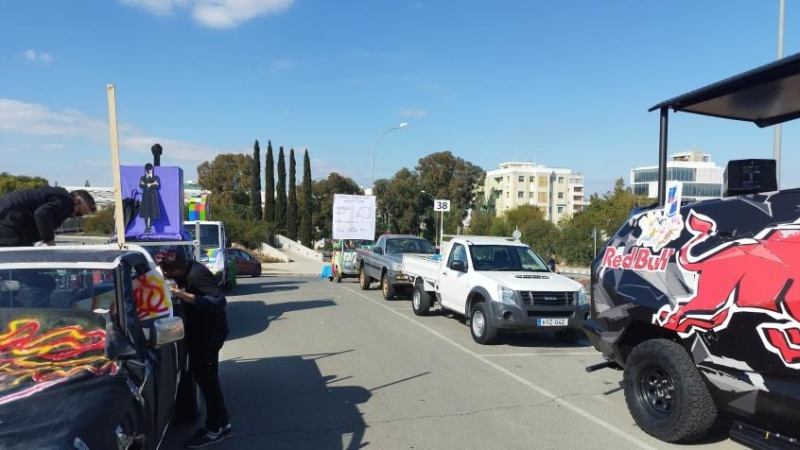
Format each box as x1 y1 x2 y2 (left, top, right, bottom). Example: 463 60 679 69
0 186 96 247
155 249 232 448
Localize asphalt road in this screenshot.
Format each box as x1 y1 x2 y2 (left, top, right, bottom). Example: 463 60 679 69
162 275 742 450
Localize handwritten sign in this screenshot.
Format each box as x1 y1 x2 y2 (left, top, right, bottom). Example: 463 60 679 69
333 194 376 240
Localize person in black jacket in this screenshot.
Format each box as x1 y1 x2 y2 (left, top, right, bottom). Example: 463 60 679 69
155 249 232 448
0 187 96 247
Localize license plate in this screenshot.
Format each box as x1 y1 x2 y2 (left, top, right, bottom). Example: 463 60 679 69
537 318 569 327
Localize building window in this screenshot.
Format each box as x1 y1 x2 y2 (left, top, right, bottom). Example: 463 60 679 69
518 176 525 182
538 192 547 203
574 186 583 193
529 191 534 198
633 184 649 197
529 176 535 182
557 192 564 199
634 168 697 183
557 206 564 213
538 177 548 188
517 191 524 198
506 192 509 198
682 183 722 198
557 176 564 183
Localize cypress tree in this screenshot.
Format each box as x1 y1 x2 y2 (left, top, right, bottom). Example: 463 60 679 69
276 147 287 232
287 148 299 240
300 149 313 246
264 141 275 222
250 140 262 220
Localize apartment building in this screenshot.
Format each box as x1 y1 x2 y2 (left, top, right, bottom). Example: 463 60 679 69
483 162 586 225
630 151 724 202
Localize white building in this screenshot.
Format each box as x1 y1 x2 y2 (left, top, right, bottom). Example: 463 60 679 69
483 162 587 225
630 151 724 201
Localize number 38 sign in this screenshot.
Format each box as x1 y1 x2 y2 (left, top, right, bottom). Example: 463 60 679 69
434 199 450 212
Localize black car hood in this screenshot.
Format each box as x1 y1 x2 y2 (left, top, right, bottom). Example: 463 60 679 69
0 309 134 449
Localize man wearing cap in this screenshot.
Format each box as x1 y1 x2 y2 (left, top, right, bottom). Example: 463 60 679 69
0 186 96 247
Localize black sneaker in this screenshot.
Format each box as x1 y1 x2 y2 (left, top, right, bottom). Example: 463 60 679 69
184 426 232 448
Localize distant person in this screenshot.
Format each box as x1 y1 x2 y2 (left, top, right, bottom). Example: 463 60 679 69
548 255 557 273
155 249 232 448
0 187 96 247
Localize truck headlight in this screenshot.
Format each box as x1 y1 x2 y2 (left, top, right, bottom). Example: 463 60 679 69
497 285 518 306
392 263 403 272
575 287 588 306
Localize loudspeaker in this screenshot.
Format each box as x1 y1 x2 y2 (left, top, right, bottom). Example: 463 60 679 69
723 159 777 197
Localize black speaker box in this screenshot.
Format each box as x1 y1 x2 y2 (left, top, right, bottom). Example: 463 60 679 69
723 159 777 197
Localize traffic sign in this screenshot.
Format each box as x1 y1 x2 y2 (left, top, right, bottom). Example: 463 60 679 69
434 199 450 212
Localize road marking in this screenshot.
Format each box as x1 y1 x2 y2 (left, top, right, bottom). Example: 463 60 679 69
340 285 657 450
481 352 598 357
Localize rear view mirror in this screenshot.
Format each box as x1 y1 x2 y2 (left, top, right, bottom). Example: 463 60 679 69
0 280 20 292
150 316 185 347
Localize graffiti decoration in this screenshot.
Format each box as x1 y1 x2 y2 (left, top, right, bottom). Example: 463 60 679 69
133 271 173 321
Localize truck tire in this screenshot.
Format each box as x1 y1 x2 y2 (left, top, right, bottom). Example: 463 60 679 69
381 272 396 300
470 302 498 345
359 266 372 290
554 328 582 344
412 282 431 316
624 339 718 443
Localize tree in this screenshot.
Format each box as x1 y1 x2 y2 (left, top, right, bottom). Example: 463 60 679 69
415 151 484 221
299 149 313 245
196 154 253 210
250 140 262 220
83 204 114 236
287 148 298 240
311 173 363 238
0 172 48 195
263 141 275 222
275 147 287 233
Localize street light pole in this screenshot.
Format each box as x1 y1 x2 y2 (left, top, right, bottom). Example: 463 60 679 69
774 0 785 188
371 122 409 187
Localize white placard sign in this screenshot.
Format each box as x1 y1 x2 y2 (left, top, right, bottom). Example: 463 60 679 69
333 194 376 240
434 199 450 212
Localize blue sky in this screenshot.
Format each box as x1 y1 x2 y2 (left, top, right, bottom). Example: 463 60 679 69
1 1 798 196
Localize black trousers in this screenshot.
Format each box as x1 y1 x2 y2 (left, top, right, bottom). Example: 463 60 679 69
189 338 229 431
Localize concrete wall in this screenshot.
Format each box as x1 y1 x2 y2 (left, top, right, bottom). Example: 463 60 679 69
260 242 291 262
274 235 324 261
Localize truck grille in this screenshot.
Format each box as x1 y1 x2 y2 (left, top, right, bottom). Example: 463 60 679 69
520 291 573 307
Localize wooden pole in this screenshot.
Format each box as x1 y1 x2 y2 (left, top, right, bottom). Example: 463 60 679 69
108 84 126 248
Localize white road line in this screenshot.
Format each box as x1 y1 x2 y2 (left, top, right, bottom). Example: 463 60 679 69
481 352 598 357
340 285 657 450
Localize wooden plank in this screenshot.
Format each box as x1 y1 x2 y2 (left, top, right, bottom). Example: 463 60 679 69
107 84 126 248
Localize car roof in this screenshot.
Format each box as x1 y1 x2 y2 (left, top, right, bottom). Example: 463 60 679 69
452 236 527 246
649 52 800 128
0 245 150 270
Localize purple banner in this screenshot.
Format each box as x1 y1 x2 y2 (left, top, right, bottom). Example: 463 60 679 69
120 165 185 239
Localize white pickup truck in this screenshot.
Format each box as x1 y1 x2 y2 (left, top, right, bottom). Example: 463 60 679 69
403 236 589 345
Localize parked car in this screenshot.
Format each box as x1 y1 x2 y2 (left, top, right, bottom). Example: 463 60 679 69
356 234 435 299
229 248 262 277
584 54 800 448
0 244 186 450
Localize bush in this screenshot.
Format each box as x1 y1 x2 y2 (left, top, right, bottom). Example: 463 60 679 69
83 205 115 236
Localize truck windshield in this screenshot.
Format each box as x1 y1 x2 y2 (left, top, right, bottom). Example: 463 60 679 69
186 224 220 250
470 245 550 272
385 238 435 254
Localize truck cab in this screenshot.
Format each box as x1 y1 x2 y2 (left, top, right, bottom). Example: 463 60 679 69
184 220 235 290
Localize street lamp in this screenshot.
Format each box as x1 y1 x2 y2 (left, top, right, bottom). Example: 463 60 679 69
549 171 557 223
371 122 409 186
774 0 785 188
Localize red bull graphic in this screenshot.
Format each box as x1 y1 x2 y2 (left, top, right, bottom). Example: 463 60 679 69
656 210 800 368
600 246 674 272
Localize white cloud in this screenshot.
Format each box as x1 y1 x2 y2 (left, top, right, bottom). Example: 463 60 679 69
120 0 294 29
0 98 238 171
400 108 428 118
21 49 53 64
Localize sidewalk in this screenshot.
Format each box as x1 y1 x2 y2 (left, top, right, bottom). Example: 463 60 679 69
262 253 327 277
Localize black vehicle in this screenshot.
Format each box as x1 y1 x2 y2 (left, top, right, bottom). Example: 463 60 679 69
0 245 185 449
584 54 800 449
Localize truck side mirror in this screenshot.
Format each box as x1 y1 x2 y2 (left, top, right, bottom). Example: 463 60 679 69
374 247 383 255
450 260 467 272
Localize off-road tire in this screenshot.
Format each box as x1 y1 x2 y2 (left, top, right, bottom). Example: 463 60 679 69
470 302 498 345
554 328 583 344
359 266 372 290
381 272 396 300
624 339 718 442
412 282 431 316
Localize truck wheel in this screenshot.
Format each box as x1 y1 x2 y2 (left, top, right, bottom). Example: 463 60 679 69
381 273 396 300
470 302 497 345
624 339 718 442
412 282 431 316
359 266 371 290
554 328 582 344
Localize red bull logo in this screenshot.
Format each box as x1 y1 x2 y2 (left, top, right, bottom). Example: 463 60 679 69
656 210 800 369
600 247 674 272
